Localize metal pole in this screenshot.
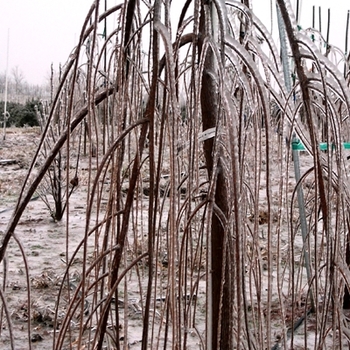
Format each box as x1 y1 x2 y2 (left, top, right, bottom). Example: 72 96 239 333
295 0 300 24
276 2 315 311
292 138 316 311
344 10 349 77
319 6 322 33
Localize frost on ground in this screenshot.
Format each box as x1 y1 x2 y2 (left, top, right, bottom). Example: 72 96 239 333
1 128 350 349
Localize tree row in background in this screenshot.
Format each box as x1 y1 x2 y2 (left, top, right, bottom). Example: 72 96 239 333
0 99 41 127
0 66 49 104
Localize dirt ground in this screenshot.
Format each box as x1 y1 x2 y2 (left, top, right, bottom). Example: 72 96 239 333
0 127 206 349
0 127 87 349
2 127 350 349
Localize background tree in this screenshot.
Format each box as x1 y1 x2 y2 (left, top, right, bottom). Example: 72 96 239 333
0 99 40 127
11 66 25 100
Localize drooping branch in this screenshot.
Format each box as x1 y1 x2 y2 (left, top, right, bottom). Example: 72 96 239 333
276 0 329 247
0 86 115 264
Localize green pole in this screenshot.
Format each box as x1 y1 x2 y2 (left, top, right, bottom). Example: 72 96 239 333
276 2 316 313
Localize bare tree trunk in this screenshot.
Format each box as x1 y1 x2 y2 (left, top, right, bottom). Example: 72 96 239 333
199 3 232 348
344 218 350 308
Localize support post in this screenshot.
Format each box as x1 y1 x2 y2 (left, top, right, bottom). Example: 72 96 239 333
292 137 316 311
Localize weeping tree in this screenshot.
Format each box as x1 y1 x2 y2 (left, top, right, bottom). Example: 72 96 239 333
2 0 350 349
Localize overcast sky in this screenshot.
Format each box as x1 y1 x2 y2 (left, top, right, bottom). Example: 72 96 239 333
0 0 349 86
0 0 92 85
254 0 350 50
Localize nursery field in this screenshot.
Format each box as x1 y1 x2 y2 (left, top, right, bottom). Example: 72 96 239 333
3 0 350 349
0 128 87 349
2 127 350 349
0 127 208 349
